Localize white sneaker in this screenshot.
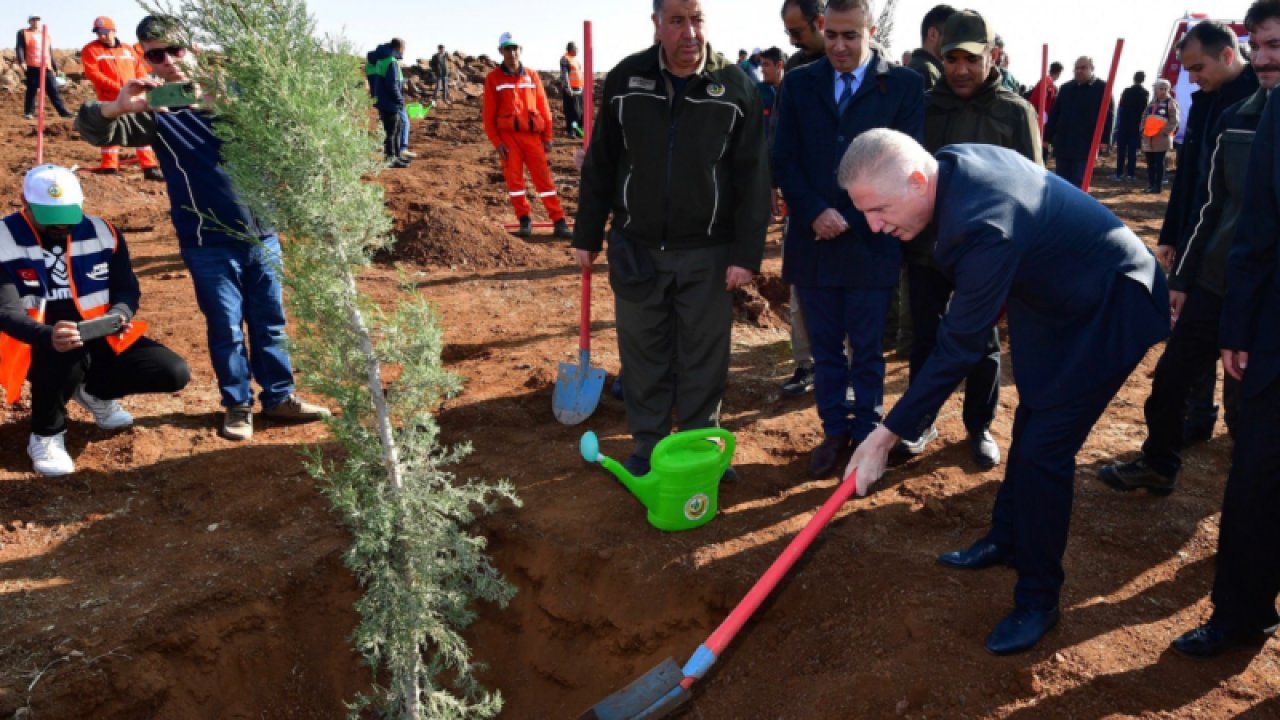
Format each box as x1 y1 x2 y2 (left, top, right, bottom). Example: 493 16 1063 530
28 432 75 476
400 149 418 159
73 385 134 430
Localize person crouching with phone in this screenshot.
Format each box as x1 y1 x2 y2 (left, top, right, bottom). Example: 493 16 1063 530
0 165 190 476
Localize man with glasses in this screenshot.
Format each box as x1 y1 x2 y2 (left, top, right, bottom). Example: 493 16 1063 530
781 0 826 71
81 16 164 180
75 15 330 442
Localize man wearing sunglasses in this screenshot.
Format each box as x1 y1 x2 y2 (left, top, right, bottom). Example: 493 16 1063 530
75 15 330 442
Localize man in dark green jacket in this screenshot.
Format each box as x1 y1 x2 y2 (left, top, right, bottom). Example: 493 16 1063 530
572 0 769 476
900 9 1041 468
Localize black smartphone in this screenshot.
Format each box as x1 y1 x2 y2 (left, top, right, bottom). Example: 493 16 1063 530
77 314 125 342
146 82 197 109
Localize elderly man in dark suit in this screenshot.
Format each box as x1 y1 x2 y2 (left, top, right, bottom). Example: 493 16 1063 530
841 131 1169 655
1171 89 1280 659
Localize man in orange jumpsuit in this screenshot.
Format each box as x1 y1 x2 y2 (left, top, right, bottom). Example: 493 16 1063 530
483 33 571 238
81 17 163 180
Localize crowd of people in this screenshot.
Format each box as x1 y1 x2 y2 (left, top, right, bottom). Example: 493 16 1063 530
569 0 1280 662
3 0 1278 669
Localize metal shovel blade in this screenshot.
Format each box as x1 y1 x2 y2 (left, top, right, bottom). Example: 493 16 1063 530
578 657 689 720
553 351 606 425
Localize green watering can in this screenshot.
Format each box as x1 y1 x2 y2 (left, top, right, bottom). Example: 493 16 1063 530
406 101 435 120
580 428 735 532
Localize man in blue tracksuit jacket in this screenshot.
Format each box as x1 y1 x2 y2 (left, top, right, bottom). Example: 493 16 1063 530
366 38 408 165
75 14 330 442
842 135 1168 655
772 0 924 480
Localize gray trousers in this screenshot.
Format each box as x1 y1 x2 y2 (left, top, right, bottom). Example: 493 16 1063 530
615 244 733 458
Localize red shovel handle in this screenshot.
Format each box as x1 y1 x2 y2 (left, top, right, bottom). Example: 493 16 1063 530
580 266 592 352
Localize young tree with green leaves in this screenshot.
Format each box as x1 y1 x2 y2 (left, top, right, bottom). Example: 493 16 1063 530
133 1 519 717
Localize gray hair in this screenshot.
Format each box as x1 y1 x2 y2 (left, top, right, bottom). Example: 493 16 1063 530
837 128 934 192
1153 78 1172 90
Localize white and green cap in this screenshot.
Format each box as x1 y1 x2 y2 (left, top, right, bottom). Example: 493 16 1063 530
498 32 519 50
23 164 84 226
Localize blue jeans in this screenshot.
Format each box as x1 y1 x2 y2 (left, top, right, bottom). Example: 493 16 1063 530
796 286 893 441
399 107 410 149
180 235 296 409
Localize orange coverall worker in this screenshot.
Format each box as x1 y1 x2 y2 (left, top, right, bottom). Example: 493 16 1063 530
482 63 565 222
80 38 159 170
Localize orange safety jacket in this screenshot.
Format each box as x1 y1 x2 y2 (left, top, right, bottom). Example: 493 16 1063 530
0 212 147 404
21 28 51 69
483 63 554 146
81 38 148 102
563 53 583 90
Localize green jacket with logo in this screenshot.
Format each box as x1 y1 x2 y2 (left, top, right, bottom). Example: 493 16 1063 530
572 44 770 272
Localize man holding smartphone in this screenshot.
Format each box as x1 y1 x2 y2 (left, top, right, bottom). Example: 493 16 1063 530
0 165 190 476
75 15 330 441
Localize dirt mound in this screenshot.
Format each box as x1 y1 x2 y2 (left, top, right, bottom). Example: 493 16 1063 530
390 197 550 269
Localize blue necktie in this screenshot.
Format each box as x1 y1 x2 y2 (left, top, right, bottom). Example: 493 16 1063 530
837 72 854 115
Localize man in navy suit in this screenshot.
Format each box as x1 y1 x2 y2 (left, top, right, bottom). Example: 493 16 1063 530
842 131 1169 654
772 0 924 479
1171 88 1280 659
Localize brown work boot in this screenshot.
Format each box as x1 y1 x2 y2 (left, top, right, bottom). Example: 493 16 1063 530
220 404 254 441
262 394 331 422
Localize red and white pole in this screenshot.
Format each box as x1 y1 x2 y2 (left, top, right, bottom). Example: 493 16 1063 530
1082 38 1124 192
35 24 50 165
1037 44 1048 138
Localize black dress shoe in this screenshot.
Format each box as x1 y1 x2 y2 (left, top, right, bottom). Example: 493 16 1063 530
1098 458 1176 495
622 453 650 478
1172 621 1277 659
986 606 1061 655
808 434 850 479
721 465 738 483
969 430 1000 469
938 538 1013 570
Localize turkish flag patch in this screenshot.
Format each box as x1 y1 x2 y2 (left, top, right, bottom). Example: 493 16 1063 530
17 268 39 287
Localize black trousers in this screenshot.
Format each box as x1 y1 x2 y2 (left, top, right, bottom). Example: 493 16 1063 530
1115 129 1140 177
562 91 583 135
1146 151 1168 189
1210 374 1280 634
379 110 403 158
1141 289 1240 476
23 67 69 116
987 370 1132 611
906 262 1000 436
30 336 190 436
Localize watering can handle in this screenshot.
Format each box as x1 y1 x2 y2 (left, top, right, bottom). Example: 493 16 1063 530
665 428 735 475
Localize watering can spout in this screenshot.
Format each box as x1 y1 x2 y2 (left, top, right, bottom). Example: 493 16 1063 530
580 431 652 501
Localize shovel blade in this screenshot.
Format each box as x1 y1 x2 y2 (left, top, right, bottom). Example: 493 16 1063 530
553 358 606 425
578 657 688 720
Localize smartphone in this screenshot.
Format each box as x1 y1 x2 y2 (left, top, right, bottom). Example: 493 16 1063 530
147 82 197 109
77 314 125 342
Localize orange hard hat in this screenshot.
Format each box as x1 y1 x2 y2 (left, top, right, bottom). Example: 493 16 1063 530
92 16 117 33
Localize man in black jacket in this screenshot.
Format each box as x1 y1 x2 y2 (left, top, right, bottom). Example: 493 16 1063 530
1044 56 1114 188
1113 71 1150 181
905 4 955 91
1170 19 1280 657
1098 7 1280 496
1154 21 1258 445
901 9 1041 468
571 0 769 477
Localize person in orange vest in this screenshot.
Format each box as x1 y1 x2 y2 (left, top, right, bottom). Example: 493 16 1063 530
15 15 72 120
484 33 572 239
0 165 190 476
559 41 585 137
81 17 164 180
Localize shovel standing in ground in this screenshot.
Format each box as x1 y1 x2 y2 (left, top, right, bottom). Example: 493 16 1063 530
553 19 604 425
579 470 861 719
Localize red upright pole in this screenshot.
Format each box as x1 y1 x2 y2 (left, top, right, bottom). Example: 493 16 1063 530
35 25 50 165
1037 44 1048 138
1082 38 1124 192
583 20 594 148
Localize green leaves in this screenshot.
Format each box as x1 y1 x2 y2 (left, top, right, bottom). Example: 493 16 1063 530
139 1 518 717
